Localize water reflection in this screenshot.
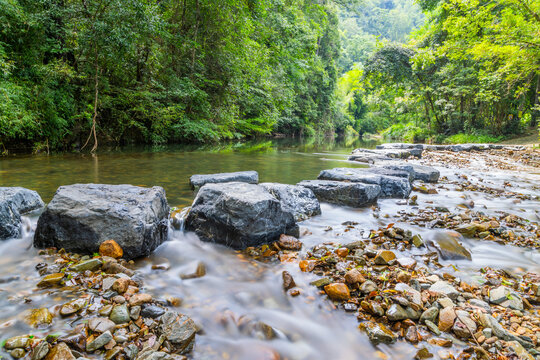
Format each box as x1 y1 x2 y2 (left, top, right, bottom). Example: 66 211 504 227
0 137 378 206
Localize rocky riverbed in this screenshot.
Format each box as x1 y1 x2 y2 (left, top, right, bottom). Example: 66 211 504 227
0 144 539 360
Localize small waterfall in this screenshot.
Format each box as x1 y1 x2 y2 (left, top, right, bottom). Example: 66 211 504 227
170 206 191 231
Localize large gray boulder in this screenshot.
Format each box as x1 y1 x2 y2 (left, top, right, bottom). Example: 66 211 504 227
317 168 411 198
260 183 321 221
297 180 380 207
0 187 44 240
33 184 169 259
380 164 440 183
185 182 299 249
189 171 258 190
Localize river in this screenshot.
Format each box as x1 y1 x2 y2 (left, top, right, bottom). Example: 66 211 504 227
0 138 538 360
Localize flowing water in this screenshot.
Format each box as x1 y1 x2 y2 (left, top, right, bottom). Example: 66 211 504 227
0 138 539 359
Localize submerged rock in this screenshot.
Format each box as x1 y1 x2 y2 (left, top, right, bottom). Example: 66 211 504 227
317 168 411 198
185 182 299 249
0 187 44 240
297 180 380 207
260 182 321 221
360 321 397 345
189 171 258 190
427 231 472 260
33 184 169 260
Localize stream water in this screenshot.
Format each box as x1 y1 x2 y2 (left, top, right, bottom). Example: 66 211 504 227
0 138 538 359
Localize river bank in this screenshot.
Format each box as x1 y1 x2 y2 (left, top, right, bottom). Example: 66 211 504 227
0 142 538 359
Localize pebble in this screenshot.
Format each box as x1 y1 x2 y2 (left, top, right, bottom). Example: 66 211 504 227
360 321 397 345
70 258 103 272
141 304 166 318
86 331 113 352
109 304 130 324
26 308 53 328
112 278 130 294
282 271 296 291
99 240 123 259
373 250 396 265
386 304 408 321
31 341 50 360
344 269 365 284
4 336 31 350
438 307 456 332
37 273 64 288
277 234 303 250
429 281 459 300
360 280 377 294
324 283 350 301
60 299 86 316
129 293 152 306
88 317 116 333
45 342 75 360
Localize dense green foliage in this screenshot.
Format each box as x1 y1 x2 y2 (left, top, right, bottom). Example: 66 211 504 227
338 0 540 142
0 0 345 151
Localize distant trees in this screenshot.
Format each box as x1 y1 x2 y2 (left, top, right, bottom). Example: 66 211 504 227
0 0 346 151
338 0 540 141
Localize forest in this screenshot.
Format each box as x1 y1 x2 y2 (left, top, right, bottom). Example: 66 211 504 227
0 0 539 151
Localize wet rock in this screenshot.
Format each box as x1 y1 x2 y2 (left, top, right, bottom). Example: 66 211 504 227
489 286 523 310
180 261 207 280
33 184 169 260
386 304 408 321
438 307 456 332
125 344 139 359
185 182 298 249
508 341 535 360
31 341 50 360
425 320 441 335
405 325 419 343
376 143 424 157
135 348 175 360
37 273 64 287
4 336 31 350
60 298 86 316
45 342 75 360
453 311 476 339
317 168 411 198
360 280 377 294
360 322 397 345
102 260 135 276
89 317 116 333
427 231 471 260
99 240 123 259
412 234 424 248
420 307 439 324
324 283 350 301
141 304 166 318
429 281 459 300
297 180 380 208
310 277 332 288
277 234 303 251
282 271 296 291
189 171 258 190
26 308 53 328
86 330 113 352
158 311 197 354
414 348 433 359
260 182 321 221
468 298 490 311
130 306 141 320
373 250 396 265
0 187 44 240
110 304 130 324
344 268 365 284
111 277 130 294
70 258 103 272
129 293 153 306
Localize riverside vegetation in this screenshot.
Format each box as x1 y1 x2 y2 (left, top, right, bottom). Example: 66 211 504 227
1 0 539 153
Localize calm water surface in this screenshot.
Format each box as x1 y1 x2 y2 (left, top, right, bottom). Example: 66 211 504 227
0 138 378 206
